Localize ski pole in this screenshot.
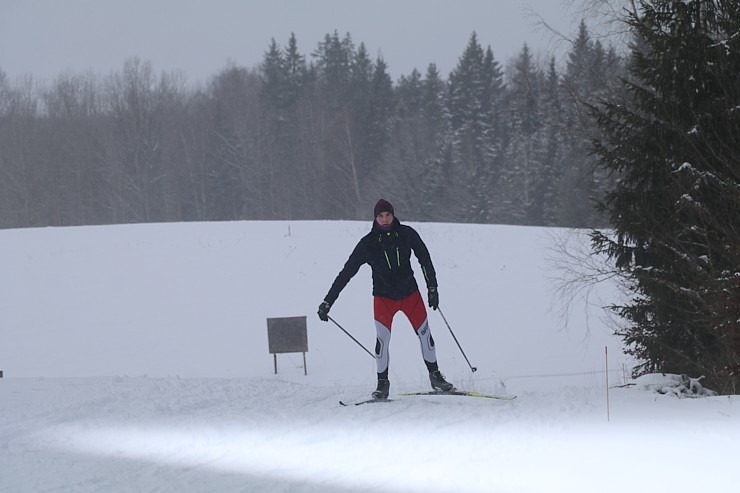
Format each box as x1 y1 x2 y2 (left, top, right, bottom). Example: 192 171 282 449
437 307 477 373
328 316 375 359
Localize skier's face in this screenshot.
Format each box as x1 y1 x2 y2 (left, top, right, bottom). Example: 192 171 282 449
376 211 394 228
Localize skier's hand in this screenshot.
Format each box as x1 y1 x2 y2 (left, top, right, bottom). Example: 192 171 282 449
317 301 331 321
427 287 439 311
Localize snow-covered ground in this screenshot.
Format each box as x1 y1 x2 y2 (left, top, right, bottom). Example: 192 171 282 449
1 220 737 492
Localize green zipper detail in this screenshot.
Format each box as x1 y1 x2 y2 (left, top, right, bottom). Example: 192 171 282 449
422 266 429 281
380 233 400 269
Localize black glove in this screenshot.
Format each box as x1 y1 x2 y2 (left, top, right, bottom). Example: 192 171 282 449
427 287 439 311
317 301 331 321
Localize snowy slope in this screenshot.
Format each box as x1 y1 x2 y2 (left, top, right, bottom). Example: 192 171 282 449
1 221 737 492
1 220 617 383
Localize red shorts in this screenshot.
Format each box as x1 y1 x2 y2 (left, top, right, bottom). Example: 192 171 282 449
374 289 427 331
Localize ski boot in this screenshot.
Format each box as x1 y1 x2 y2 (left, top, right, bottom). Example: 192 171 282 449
372 379 390 399
429 371 454 392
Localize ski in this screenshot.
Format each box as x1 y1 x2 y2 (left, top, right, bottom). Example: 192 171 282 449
339 398 392 406
399 390 516 401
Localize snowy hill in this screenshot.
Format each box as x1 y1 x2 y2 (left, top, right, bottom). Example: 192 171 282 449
1 220 619 381
1 220 737 492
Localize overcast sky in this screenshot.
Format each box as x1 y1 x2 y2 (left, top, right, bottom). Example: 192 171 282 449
1 0 583 85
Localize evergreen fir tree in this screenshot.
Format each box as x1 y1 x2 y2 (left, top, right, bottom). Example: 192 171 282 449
558 21 611 227
420 64 453 221
314 31 354 109
390 63 448 220
481 46 507 223
591 0 740 392
447 32 499 222
260 38 286 110
259 34 311 219
312 31 364 217
538 58 564 226
283 33 307 108
385 68 423 217
498 44 544 225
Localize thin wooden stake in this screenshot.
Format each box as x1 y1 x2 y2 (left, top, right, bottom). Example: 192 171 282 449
605 346 610 422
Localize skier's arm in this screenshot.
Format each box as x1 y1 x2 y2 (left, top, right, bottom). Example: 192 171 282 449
323 240 367 306
409 228 438 288
409 228 439 310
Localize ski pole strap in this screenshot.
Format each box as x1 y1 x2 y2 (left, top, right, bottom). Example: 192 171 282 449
328 316 375 359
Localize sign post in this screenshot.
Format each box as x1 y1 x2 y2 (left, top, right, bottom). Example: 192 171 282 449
267 316 308 375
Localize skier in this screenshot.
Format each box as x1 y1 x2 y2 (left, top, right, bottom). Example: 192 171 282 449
317 198 454 399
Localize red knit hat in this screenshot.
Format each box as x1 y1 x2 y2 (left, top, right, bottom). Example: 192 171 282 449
374 199 394 218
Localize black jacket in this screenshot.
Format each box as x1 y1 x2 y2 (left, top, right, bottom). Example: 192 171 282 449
324 218 438 304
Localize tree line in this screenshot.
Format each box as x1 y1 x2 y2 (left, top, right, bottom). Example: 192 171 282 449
0 22 622 229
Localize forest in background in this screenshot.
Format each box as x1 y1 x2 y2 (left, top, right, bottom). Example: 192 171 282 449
0 21 623 229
